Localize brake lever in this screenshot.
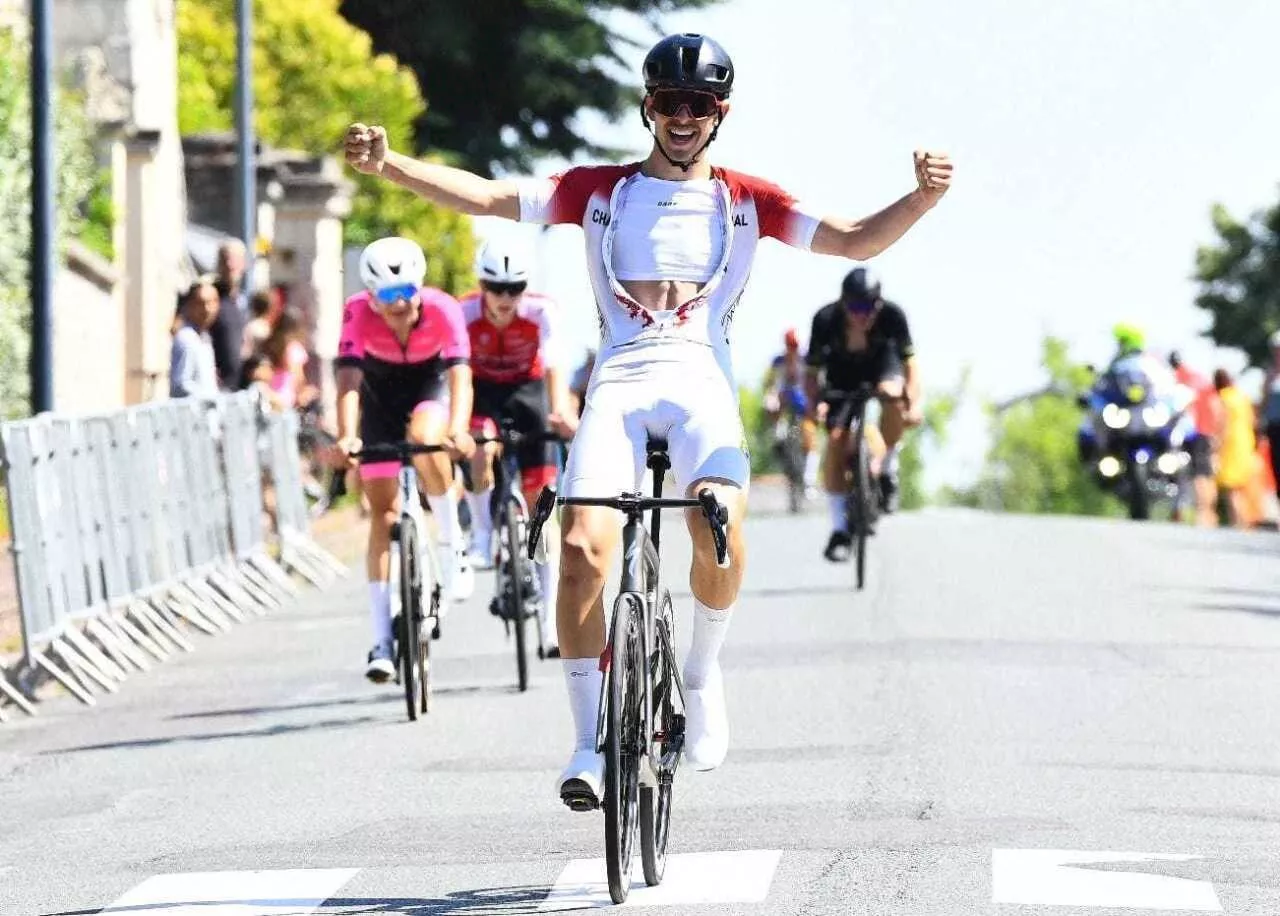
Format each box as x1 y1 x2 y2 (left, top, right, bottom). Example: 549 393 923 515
526 485 558 561
697 489 730 569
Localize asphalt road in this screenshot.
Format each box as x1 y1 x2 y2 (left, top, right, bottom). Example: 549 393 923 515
2 488 1279 915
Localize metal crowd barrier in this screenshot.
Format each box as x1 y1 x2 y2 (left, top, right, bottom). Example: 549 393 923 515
0 392 346 719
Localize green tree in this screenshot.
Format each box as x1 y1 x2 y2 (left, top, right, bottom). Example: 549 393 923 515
898 372 965 510
0 28 98 419
1193 198 1280 369
338 0 721 177
955 337 1123 516
176 0 475 292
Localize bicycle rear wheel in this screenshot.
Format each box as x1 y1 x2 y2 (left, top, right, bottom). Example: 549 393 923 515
398 515 422 721
504 509 530 692
604 594 643 904
640 591 677 886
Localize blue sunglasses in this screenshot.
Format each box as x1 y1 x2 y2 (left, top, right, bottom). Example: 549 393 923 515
373 283 418 305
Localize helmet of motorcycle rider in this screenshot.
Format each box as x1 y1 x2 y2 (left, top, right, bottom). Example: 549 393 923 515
1112 322 1145 354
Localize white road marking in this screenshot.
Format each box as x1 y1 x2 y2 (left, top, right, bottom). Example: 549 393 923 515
101 868 359 915
539 849 782 910
992 849 1221 911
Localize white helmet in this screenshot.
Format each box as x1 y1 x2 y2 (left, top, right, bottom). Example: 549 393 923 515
1270 328 1280 348
359 237 427 293
475 240 532 286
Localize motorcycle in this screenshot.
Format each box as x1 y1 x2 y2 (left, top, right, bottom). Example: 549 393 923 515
1076 357 1196 521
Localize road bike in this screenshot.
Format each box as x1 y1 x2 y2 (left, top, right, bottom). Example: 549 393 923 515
528 437 730 904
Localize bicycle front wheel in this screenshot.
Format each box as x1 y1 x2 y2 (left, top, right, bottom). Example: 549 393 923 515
852 439 874 590
604 594 643 904
504 511 530 692
640 590 677 886
399 515 422 721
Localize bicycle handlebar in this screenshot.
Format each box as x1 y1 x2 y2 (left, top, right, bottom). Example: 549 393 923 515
348 441 449 463
471 429 568 447
526 485 731 568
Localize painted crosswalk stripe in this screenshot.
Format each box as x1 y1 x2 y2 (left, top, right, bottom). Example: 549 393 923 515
539 849 782 910
101 868 359 915
992 849 1221 911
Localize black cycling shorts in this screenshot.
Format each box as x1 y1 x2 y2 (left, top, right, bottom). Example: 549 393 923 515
819 351 904 431
1188 434 1213 478
357 359 448 456
471 377 559 488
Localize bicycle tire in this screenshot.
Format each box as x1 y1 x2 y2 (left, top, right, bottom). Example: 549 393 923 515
640 590 676 886
505 508 530 692
418 527 434 716
853 437 872 590
605 594 643 904
399 515 421 721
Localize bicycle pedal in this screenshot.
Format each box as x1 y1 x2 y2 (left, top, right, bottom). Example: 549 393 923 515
560 783 601 813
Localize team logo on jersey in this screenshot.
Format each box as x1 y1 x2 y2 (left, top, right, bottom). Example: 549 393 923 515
591 208 611 226
733 213 749 227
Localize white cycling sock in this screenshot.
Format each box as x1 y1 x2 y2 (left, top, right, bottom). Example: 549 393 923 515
466 486 494 539
828 493 848 533
804 451 820 488
883 444 900 475
368 581 392 645
426 492 459 546
684 599 732 690
537 560 558 645
563 658 601 751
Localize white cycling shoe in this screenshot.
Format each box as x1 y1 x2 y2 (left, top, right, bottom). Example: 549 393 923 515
437 545 475 603
365 642 394 683
557 748 605 812
469 528 495 570
684 664 729 771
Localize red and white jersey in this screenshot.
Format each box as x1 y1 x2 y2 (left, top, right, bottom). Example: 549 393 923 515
459 290 563 385
515 164 822 381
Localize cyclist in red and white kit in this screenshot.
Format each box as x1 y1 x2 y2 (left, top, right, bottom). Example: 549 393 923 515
461 239 577 658
345 33 953 808
335 237 477 683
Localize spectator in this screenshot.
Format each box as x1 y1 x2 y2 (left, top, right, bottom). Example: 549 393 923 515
241 290 273 358
261 310 317 410
1213 368 1257 528
170 279 221 399
237 352 287 412
208 239 249 389
1262 330 1280 502
1168 351 1221 527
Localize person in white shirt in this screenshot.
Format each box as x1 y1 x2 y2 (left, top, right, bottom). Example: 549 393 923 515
170 278 221 400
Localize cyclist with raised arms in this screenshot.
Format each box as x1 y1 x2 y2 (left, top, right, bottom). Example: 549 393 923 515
805 267 922 561
335 237 477 683
460 239 578 658
345 32 952 808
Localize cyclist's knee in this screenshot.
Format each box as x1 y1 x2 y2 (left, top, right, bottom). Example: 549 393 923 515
560 511 614 586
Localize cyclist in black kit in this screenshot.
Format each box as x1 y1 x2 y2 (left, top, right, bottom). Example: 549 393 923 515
805 267 922 562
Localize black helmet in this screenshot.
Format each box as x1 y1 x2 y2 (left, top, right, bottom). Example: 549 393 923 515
642 33 734 98
841 267 882 304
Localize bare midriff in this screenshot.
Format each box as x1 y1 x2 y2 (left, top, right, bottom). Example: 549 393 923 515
619 278 706 312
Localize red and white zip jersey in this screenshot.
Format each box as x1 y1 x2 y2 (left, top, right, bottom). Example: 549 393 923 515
459 290 563 385
515 163 822 381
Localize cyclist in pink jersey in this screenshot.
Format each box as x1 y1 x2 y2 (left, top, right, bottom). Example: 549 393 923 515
345 33 953 807
335 237 477 683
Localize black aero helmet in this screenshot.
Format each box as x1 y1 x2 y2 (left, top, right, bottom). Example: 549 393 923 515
842 267 882 304
643 33 734 98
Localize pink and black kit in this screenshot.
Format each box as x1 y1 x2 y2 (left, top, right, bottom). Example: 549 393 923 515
336 288 471 480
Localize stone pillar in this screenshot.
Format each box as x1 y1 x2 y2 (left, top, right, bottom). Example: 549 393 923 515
269 156 353 421
121 128 171 403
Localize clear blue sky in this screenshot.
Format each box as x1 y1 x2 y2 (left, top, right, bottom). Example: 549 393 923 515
472 0 1280 486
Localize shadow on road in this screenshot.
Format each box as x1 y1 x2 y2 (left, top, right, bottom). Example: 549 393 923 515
315 885 554 914
39 713 386 755
1194 601 1280 619
167 683 519 722
44 889 556 916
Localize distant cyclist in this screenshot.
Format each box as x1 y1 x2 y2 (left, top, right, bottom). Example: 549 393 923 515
334 237 477 683
460 240 577 658
805 267 921 562
762 328 819 495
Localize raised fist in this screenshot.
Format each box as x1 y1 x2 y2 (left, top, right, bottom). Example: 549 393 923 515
345 123 388 175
